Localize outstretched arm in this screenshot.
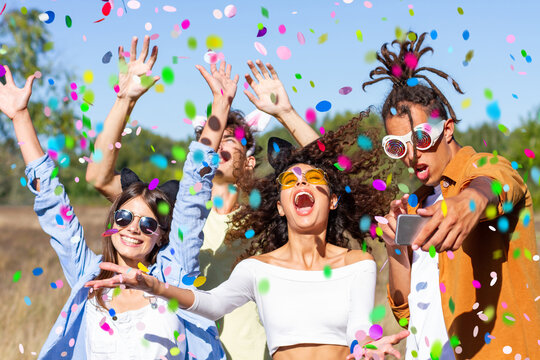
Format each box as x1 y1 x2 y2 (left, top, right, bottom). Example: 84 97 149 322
244 60 319 146
86 35 159 201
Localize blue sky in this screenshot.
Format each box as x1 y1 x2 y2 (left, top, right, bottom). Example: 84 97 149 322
7 0 540 141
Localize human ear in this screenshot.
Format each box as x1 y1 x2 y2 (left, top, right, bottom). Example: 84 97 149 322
277 200 285 216
444 118 455 143
330 193 339 210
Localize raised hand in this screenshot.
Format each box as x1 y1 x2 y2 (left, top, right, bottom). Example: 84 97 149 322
244 60 293 119
85 262 159 294
196 60 239 105
378 194 409 247
0 65 36 120
116 35 160 101
346 330 409 360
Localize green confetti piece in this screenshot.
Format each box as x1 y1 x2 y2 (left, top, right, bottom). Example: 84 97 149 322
521 49 527 57
309 80 315 88
364 50 377 63
430 340 442 360
168 298 179 312
205 200 213 210
491 180 502 195
411 350 418 358
398 317 409 327
65 15 72 28
292 86 297 93
54 185 63 196
257 22 264 30
21 6 27 14
178 228 183 242
334 163 345 171
158 201 170 216
477 156 487 167
484 88 493 100
429 245 436 258
318 33 328 44
140 75 154 88
172 146 187 161
189 186 196 195
407 32 417 41
295 73 302 79
410 326 417 335
113 287 121 297
457 7 464 15
80 103 89 112
82 131 88 139
524 248 531 260
83 89 95 104
174 330 180 340
365 344 378 349
162 67 174 85
187 37 197 50
270 93 277 104
449 335 460 348
206 35 223 49
484 305 495 321
449 297 455 314
465 50 474 62
13 271 21 283
43 42 54 52
206 103 212 117
513 248 521 259
65 136 75 149
50 167 59 179
356 30 363 42
398 183 410 193
261 7 269 18
83 115 92 129
323 265 332 278
150 145 155 152
493 249 503 260
185 100 196 119
170 347 180 356
369 305 386 323
395 27 404 40
485 204 497 219
409 9 414 16
141 338 150 347
258 278 270 294
502 311 516 325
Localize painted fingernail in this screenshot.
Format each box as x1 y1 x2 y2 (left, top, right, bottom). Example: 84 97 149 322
411 244 418 250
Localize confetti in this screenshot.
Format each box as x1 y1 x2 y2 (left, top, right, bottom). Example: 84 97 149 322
258 278 270 294
185 101 196 119
249 190 261 208
127 1 141 10
368 324 382 340
213 9 223 19
181 19 190 30
261 7 269 18
297 32 305 45
317 140 325 152
369 305 386 323
254 42 267 56
506 34 515 43
363 1 373 9
372 179 386 191
278 24 286 34
318 33 328 44
323 265 332 278
32 267 43 276
13 271 21 283
138 262 149 273
486 101 501 120
360 215 371 231
357 135 372 150
224 4 237 18
441 200 447 217
305 108 316 123
24 296 31 306
257 27 267 37
524 149 535 158
408 194 419 207
193 276 206 287
163 5 176 12
356 30 363 42
276 46 291 60
315 100 331 112
206 35 223 49
398 183 409 193
374 216 387 225
406 78 419 87
430 30 438 40
245 229 255 238
462 30 470 40
339 86 352 95
65 15 72 28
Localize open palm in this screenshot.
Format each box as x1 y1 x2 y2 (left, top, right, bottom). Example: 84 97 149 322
196 60 239 104
85 262 158 294
244 60 293 118
117 35 160 101
0 65 36 120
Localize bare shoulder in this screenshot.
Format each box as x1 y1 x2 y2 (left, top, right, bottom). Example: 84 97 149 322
345 249 374 265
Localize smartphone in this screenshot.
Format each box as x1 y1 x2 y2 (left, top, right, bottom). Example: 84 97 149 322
394 214 430 246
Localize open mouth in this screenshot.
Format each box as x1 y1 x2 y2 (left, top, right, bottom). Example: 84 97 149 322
293 190 315 216
414 164 429 181
120 236 143 247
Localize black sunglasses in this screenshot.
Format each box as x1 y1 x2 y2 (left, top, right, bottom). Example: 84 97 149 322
114 209 160 235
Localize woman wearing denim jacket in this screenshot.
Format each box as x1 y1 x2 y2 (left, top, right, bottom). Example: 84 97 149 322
3 60 238 359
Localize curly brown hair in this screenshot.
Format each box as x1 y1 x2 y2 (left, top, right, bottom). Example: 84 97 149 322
224 110 397 261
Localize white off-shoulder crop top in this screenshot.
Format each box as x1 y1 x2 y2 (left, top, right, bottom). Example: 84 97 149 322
188 258 376 355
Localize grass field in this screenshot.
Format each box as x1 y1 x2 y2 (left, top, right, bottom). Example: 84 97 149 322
1 205 538 359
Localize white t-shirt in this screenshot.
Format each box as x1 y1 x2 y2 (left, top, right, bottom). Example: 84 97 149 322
199 208 270 360
85 289 182 360
189 258 377 356
406 185 456 360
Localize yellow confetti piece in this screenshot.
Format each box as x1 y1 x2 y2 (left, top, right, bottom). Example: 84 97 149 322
138 262 149 273
461 98 471 109
83 70 94 84
386 173 392 186
356 30 363 42
441 200 447 217
193 276 207 287
155 83 165 93
206 35 223 49
375 226 383 237
318 33 328 44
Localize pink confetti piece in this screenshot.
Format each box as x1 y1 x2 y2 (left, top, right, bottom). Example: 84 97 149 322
181 19 190 29
472 280 481 288
374 216 388 224
148 178 159 190
364 1 373 8
368 324 383 340
224 4 237 18
164 266 172 276
506 34 515 43
319 126 325 135
372 179 387 191
163 5 176 12
150 33 159 40
355 330 367 342
297 32 305 45
254 41 267 56
305 108 316 123
447 250 454 260
440 282 446 293
278 24 286 34
524 149 535 158
194 182 203 192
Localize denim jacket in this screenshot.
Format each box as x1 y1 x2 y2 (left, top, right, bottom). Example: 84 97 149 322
26 141 225 360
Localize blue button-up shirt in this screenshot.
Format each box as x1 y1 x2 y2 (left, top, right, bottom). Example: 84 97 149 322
26 141 225 360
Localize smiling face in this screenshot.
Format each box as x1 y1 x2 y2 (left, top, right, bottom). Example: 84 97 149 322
277 163 338 234
385 103 455 186
110 195 163 267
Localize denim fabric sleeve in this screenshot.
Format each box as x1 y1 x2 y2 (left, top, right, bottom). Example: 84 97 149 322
25 154 100 289
158 141 218 285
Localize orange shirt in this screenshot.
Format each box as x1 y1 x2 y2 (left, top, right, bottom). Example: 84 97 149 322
387 146 540 359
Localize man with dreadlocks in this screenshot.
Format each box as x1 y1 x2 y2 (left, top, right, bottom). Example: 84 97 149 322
366 32 540 360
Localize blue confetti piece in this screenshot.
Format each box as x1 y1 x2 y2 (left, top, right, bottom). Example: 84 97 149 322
170 248 175 255
484 332 491 344
469 200 476 212
497 216 509 232
525 55 532 63
48 78 55 85
59 154 70 168
24 296 31 306
32 267 44 276
55 214 64 226
512 93 518 99
213 196 224 209
509 54 515 61
486 101 501 121
523 213 531 227
462 30 470 40
109 308 116 317
193 150 204 163
406 78 419 87
150 154 168 169
44 10 55 24
96 122 104 133
102 51 113 64
241 138 247 146
315 100 332 112
395 248 401 255
228 184 237 194
212 153 220 166
11 163 16 169
390 107 397 115
50 282 57 289
48 97 59 110
359 215 371 232
531 167 540 183
511 161 518 170
245 229 255 239
357 135 373 150
92 149 103 163
272 142 280 154
502 201 513 213
430 30 438 40
202 161 209 167
417 302 430 310
181 275 196 286
350 340 358 354
345 186 351 193
249 190 261 209
416 281 428 291
20 177 27 187
408 194 419 208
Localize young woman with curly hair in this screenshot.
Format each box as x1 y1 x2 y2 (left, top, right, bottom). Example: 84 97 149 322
86 111 410 360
